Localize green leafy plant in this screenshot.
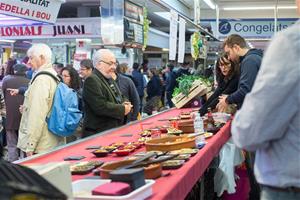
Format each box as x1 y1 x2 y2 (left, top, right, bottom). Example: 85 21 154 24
172 75 212 97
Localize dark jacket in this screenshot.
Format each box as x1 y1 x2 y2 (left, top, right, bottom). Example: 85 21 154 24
165 71 177 92
146 75 162 100
132 69 144 97
116 74 140 122
227 49 263 108
199 73 239 116
1 75 30 130
82 69 125 137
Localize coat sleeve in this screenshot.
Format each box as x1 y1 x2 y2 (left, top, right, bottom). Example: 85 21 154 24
227 57 260 105
26 76 55 152
83 76 125 120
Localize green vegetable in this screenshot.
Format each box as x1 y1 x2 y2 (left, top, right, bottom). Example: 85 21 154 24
172 75 212 97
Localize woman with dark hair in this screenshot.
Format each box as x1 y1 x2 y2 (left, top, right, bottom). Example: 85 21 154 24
199 54 240 116
61 66 81 91
5 58 17 76
61 66 82 141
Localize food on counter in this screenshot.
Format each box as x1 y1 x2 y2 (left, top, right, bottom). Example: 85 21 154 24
173 154 191 161
70 165 94 175
114 149 132 156
162 160 185 169
140 130 152 137
167 127 183 135
169 148 199 156
92 149 109 157
91 182 132 196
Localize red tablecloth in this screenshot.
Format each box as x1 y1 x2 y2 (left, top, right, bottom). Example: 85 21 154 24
19 108 231 200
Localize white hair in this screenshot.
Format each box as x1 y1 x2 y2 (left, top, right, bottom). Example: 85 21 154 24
27 43 52 63
92 49 113 67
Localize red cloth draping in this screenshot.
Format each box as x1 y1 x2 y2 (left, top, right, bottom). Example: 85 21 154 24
19 108 231 200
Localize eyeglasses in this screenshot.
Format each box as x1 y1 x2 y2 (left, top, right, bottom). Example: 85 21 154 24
100 60 117 66
219 63 231 69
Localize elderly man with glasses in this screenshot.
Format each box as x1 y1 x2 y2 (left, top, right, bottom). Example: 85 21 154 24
82 49 132 137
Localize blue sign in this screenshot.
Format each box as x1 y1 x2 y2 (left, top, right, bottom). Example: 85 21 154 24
219 20 231 34
201 18 297 39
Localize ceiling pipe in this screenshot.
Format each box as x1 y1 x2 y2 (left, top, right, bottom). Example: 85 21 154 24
274 0 279 33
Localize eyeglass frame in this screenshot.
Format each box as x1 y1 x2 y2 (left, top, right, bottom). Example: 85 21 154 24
99 60 117 66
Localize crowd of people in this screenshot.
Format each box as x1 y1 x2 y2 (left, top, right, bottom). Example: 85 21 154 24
0 45 194 162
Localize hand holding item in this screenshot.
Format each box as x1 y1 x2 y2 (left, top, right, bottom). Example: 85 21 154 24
19 105 24 114
123 102 133 115
7 88 19 96
217 95 228 112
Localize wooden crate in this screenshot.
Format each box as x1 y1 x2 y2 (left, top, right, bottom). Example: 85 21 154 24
172 80 208 109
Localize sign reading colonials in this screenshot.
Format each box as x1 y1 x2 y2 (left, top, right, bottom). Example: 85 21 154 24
0 0 64 23
0 17 101 40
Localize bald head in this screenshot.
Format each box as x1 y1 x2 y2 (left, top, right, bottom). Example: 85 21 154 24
93 49 117 78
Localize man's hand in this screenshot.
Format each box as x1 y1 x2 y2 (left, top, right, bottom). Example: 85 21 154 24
19 105 24 114
7 88 19 96
217 95 229 112
123 102 133 115
26 151 34 157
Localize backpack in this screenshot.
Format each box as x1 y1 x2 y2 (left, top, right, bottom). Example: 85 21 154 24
32 71 82 137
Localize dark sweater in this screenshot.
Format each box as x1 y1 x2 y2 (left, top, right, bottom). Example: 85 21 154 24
227 49 263 108
116 74 140 121
200 73 239 116
146 75 162 100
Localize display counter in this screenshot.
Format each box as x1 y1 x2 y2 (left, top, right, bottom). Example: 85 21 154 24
17 108 231 200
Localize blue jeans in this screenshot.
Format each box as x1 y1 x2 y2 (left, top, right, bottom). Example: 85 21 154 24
261 186 300 200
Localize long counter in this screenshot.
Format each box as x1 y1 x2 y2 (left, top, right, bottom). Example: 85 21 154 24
18 108 231 200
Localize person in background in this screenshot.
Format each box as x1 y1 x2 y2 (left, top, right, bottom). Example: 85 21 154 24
61 66 81 92
199 54 239 116
144 68 162 115
217 34 263 111
61 66 82 141
158 68 167 108
0 90 5 153
4 58 16 76
82 49 132 137
53 63 64 75
111 64 140 122
132 62 145 113
231 4 300 199
118 63 137 86
165 63 177 108
17 43 65 156
79 59 93 80
176 61 190 78
1 64 30 161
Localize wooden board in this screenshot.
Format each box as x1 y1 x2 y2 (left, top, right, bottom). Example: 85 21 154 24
172 80 208 109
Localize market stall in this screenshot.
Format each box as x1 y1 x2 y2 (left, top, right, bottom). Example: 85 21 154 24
17 108 231 199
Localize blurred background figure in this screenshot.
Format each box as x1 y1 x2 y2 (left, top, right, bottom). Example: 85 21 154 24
53 62 64 75
79 59 93 81
132 62 145 113
144 68 162 115
2 64 30 162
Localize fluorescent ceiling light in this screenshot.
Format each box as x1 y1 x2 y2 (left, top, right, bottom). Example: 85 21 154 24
223 6 297 11
0 39 16 43
204 0 215 10
154 12 170 21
